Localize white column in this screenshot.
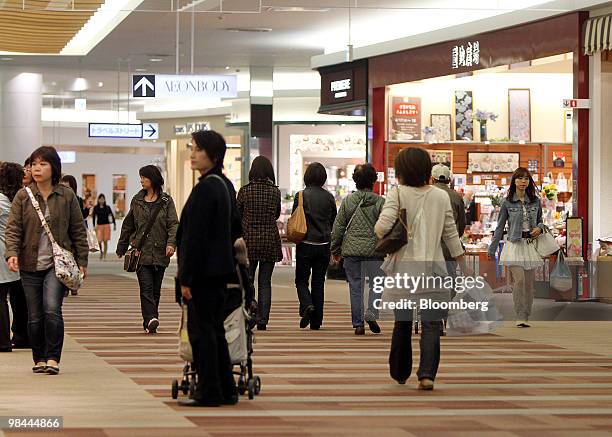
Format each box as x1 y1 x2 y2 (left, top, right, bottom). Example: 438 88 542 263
0 70 43 163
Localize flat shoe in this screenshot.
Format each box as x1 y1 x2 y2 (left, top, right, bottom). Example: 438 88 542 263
299 306 314 329
32 365 47 374
367 320 381 334
417 378 434 390
45 365 60 375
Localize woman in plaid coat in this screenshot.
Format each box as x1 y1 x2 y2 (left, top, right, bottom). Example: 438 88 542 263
237 156 282 330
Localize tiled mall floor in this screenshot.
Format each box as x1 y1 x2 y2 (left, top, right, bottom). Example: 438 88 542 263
2 260 612 436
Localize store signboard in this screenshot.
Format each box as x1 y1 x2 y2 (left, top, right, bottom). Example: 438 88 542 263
143 123 159 140
562 99 590 109
389 96 421 141
451 41 480 69
174 121 211 136
330 76 353 100
566 217 584 260
318 61 367 114
132 74 237 99
89 123 143 138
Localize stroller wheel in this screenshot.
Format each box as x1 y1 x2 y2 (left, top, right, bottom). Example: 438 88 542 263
171 380 179 400
181 380 189 395
254 376 262 395
189 378 196 397
238 376 246 395
247 379 255 400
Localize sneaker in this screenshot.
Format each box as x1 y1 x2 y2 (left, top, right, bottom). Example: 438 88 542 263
299 306 314 329
417 378 434 390
147 318 160 333
366 320 381 334
354 326 365 335
516 320 531 328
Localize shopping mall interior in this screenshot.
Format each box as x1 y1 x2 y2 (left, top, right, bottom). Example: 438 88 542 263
1 0 612 435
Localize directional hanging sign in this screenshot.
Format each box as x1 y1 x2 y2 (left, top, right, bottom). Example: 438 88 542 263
89 123 143 138
143 122 159 139
132 74 237 99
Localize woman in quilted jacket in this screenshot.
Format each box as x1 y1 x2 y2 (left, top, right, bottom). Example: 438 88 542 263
236 156 282 330
331 164 385 335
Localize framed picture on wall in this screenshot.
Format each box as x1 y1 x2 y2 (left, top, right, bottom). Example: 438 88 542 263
467 152 520 173
508 88 531 142
430 114 452 142
454 91 473 140
112 174 127 219
428 150 453 170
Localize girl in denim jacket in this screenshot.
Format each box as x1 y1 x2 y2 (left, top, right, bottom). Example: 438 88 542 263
488 168 545 328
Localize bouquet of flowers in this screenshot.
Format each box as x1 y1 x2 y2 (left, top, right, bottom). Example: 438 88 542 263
473 110 499 123
542 184 558 200
423 126 434 136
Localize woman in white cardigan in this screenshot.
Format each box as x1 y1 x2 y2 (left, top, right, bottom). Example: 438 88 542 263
375 148 467 391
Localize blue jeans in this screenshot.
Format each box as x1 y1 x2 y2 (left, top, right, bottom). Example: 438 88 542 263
343 257 383 327
249 260 275 325
21 268 66 363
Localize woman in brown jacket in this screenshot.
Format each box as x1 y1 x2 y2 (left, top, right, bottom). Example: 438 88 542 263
5 146 89 375
236 156 282 330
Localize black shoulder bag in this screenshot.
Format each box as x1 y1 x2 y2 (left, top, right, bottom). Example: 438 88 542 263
124 196 169 272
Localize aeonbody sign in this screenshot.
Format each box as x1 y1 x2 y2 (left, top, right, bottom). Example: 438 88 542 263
133 74 237 98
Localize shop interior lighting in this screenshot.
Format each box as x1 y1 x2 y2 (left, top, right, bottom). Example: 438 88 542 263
149 58 164 62
73 77 89 91
61 0 145 55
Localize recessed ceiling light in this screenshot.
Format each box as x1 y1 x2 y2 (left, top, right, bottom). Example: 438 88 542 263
51 81 57 86
134 68 147 72
225 66 230 70
98 81 104 87
1 57 13 61
225 28 272 33
149 58 163 62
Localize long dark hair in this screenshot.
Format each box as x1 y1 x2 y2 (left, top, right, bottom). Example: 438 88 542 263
507 167 538 202
61 174 78 193
249 156 275 184
97 194 107 206
0 162 25 202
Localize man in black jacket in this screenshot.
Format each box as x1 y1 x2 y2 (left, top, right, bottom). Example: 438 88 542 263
177 130 242 407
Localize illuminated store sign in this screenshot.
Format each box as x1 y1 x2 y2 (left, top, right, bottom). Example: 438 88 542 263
452 41 480 69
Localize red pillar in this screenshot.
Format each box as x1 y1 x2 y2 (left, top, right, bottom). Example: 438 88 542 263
371 87 386 194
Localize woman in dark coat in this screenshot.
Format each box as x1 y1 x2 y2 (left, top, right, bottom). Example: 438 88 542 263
237 156 282 330
177 129 242 408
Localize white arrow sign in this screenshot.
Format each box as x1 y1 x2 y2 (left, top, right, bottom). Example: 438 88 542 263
134 75 155 97
143 123 159 139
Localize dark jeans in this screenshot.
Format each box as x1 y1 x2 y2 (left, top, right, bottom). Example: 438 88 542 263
0 280 29 348
249 260 275 326
295 243 330 327
389 308 445 383
343 257 383 328
137 265 166 328
21 269 66 363
187 278 235 403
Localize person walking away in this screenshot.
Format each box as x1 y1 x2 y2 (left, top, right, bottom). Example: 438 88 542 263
488 167 544 328
116 166 178 334
5 147 89 374
432 164 467 334
93 194 116 259
293 163 337 330
331 164 384 335
60 175 90 226
375 148 468 391
0 163 28 352
237 156 282 331
177 130 242 407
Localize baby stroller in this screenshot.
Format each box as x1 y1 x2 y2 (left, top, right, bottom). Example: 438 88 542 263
171 239 262 400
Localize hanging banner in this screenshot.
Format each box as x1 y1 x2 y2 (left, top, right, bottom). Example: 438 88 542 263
389 97 422 141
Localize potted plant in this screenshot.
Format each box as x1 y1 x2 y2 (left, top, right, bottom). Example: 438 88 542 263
473 110 498 142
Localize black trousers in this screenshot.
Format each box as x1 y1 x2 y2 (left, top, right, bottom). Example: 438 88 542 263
0 280 29 348
389 309 444 383
187 279 236 402
249 260 275 326
295 243 330 327
136 265 166 328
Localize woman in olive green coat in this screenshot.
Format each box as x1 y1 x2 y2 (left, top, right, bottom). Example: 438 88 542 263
117 165 179 334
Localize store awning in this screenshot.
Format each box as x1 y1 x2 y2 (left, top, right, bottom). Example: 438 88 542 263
584 14 612 55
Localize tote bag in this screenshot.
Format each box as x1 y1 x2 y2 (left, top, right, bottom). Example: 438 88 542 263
550 251 573 291
286 191 307 243
178 303 193 362
533 225 559 258
25 187 83 291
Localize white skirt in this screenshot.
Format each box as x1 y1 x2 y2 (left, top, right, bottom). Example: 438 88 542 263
499 239 543 270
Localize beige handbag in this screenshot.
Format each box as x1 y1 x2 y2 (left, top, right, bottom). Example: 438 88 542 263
286 191 307 243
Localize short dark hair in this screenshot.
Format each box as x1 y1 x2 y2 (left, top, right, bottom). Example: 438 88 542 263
30 146 62 185
0 162 25 202
303 162 327 187
192 130 226 170
24 157 31 167
60 174 78 193
139 165 164 194
353 164 377 190
394 148 431 187
249 156 275 184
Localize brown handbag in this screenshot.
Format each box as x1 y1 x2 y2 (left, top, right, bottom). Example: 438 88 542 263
375 188 408 254
123 197 168 272
286 191 307 243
